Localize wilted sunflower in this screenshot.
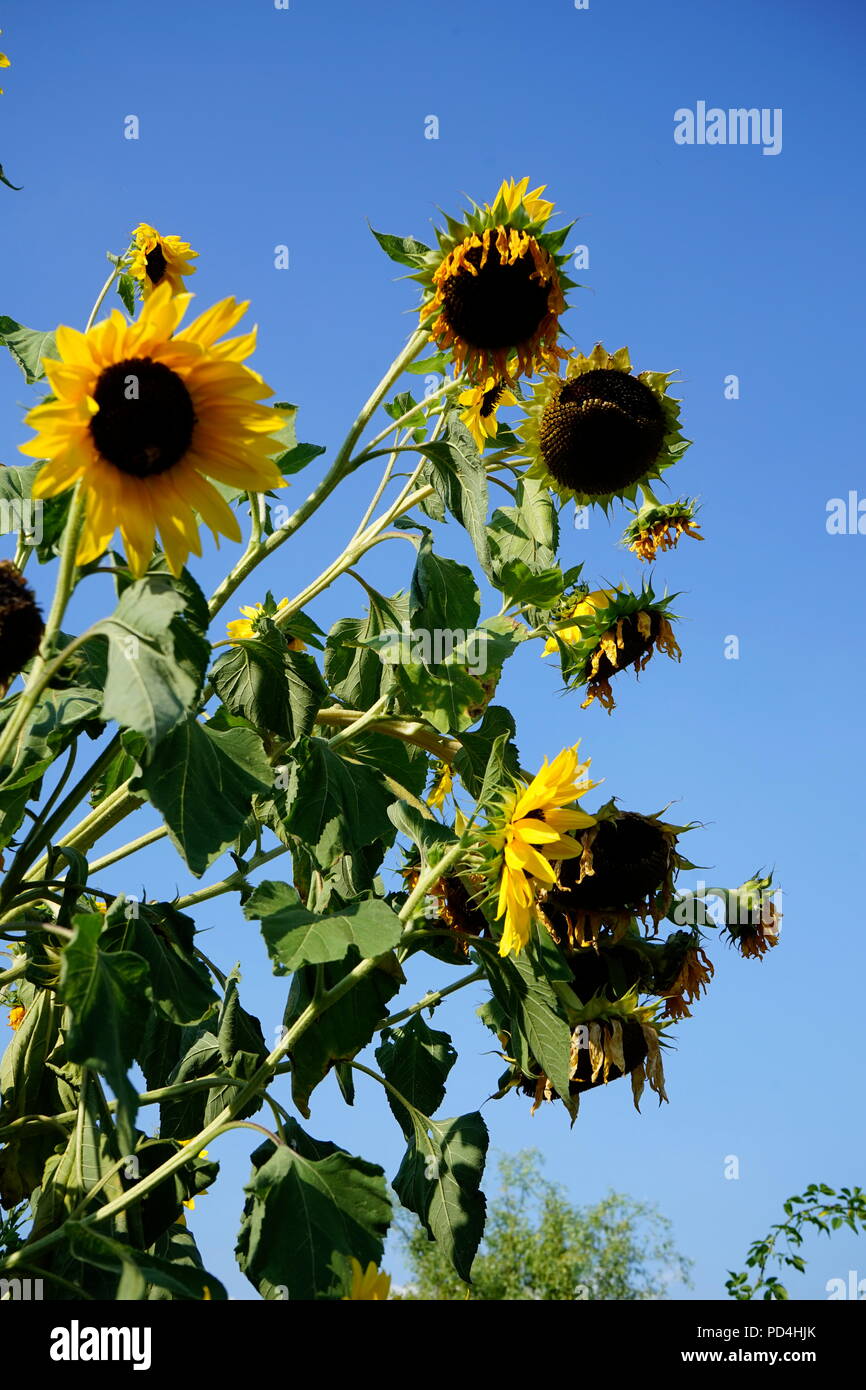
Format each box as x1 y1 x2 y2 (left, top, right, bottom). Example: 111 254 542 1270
543 584 681 712
343 1258 391 1301
484 745 598 957
414 178 574 383
458 377 517 451
495 993 668 1117
543 803 687 946
519 344 690 510
654 932 714 1020
624 495 703 562
129 223 198 299
722 873 782 959
0 561 44 694
21 283 286 577
402 859 488 958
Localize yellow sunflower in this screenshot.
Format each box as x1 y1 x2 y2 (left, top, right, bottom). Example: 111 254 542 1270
519 345 690 510
486 745 598 957
427 761 453 811
342 1257 391 1301
129 223 198 299
227 597 289 642
8 1005 25 1031
543 585 681 713
20 283 286 578
458 377 517 451
414 178 575 384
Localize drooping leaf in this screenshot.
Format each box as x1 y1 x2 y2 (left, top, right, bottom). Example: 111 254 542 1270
0 316 59 383
376 1015 457 1136
282 735 395 870
393 1110 488 1280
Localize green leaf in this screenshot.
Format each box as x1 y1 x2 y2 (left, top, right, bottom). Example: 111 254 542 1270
376 1016 457 1136
391 661 487 736
454 705 520 799
236 1139 392 1300
270 401 326 477
0 316 59 383
282 735 395 870
496 558 564 609
410 532 480 633
487 477 559 578
133 716 271 875
284 950 404 1116
98 576 209 750
212 630 327 743
160 976 267 1138
415 416 493 577
117 274 137 316
59 913 151 1148
368 226 432 269
0 164 23 192
387 799 457 858
481 949 573 1102
243 881 403 973
393 1111 488 1281
101 897 217 1026
65 1222 227 1301
325 589 407 709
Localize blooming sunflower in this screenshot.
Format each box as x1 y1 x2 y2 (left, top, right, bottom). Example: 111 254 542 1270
129 223 198 299
414 178 575 384
458 377 517 451
519 345 690 510
426 761 453 811
543 584 681 713
20 283 286 577
0 561 43 694
623 495 703 562
484 745 598 957
342 1257 391 1301
8 1005 25 1031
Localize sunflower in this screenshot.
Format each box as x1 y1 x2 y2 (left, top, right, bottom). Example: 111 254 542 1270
402 859 488 958
414 178 575 384
722 873 782 959
543 584 682 712
655 934 714 1020
458 377 517 450
343 1257 391 1301
426 761 453 811
129 223 198 299
20 283 286 578
624 495 703 562
484 745 598 957
543 803 688 946
519 344 690 510
494 993 668 1117
8 1005 24 1031
0 561 43 694
227 597 288 642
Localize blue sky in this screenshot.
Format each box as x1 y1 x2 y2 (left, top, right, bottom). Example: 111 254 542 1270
2 0 865 1299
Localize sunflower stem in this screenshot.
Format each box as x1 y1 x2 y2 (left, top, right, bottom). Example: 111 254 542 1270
84 256 127 333
0 485 86 772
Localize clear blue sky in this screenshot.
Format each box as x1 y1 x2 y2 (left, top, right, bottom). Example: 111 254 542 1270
2 0 864 1300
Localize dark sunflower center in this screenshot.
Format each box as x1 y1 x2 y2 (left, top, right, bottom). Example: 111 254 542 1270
89 357 196 478
440 237 550 349
555 812 671 912
539 368 666 496
480 381 505 418
145 241 168 286
587 610 660 683
0 561 44 691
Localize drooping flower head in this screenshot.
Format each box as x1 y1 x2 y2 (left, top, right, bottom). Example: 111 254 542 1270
519 345 690 510
624 496 703 562
484 744 599 957
721 873 782 959
654 931 715 1020
458 377 517 451
0 561 43 694
543 584 682 713
21 283 286 577
414 178 575 384
129 223 198 299
342 1257 391 1301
